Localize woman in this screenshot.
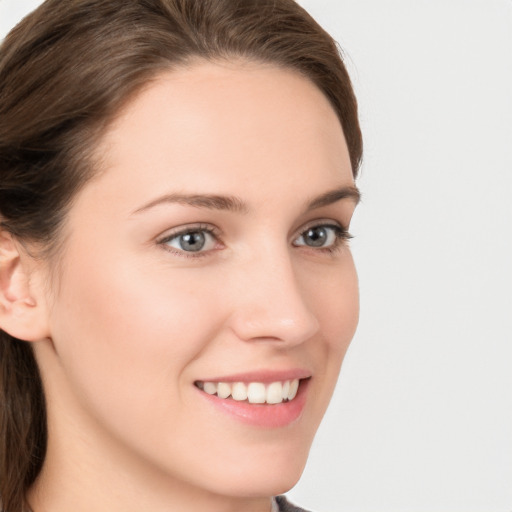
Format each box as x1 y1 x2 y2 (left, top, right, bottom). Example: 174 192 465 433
0 1 362 511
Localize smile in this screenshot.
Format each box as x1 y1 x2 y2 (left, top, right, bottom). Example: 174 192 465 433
195 379 300 405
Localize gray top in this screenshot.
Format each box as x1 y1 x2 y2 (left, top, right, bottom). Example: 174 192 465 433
274 495 310 512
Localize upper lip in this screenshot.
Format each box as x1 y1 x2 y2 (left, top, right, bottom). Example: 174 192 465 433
196 368 312 384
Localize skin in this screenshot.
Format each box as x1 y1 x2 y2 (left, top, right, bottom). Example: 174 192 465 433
17 61 359 512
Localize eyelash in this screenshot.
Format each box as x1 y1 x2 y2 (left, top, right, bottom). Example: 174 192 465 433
157 222 353 259
158 223 221 259
293 223 353 254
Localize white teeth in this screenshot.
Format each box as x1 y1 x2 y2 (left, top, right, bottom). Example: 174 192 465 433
247 382 266 404
203 382 218 395
231 382 248 401
197 378 302 404
266 381 283 404
282 380 290 399
288 379 299 400
217 382 231 399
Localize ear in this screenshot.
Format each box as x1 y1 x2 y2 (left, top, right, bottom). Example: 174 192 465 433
0 230 51 342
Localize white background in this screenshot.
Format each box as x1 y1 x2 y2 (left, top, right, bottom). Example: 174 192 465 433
1 1 511 511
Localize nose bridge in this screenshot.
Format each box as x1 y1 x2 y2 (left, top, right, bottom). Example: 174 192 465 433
229 244 320 344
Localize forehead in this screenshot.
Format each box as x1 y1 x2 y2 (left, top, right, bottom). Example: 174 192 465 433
86 60 353 211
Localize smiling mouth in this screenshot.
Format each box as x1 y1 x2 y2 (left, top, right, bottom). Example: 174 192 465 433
194 379 302 405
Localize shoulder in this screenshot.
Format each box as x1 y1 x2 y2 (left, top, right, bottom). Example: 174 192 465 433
275 495 312 512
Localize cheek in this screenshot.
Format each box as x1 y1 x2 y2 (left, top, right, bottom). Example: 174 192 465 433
48 250 226 423
298 253 359 415
309 254 359 353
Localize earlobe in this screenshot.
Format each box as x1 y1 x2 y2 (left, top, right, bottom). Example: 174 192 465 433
0 231 50 342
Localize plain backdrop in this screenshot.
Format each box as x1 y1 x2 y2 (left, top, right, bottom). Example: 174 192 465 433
1 1 511 511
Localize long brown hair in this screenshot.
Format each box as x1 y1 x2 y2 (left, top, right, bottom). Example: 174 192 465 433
0 1 362 510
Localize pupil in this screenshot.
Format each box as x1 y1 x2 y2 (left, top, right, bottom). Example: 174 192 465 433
180 231 206 251
305 227 327 247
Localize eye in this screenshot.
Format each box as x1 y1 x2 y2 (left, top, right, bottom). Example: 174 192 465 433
293 223 351 250
159 225 219 255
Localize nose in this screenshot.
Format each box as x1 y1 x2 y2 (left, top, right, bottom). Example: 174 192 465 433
228 250 320 346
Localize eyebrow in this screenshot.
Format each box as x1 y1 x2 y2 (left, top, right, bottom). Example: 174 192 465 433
132 193 248 214
305 185 361 210
132 185 360 215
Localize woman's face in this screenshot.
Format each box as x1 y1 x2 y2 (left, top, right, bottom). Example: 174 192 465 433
36 61 359 501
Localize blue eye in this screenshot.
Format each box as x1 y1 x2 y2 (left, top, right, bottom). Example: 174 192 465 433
293 224 350 249
161 228 217 253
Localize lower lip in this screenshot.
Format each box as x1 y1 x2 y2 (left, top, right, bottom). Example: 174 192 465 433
197 379 309 428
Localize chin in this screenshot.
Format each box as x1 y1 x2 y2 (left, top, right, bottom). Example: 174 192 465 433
202 439 311 499
213 465 305 499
